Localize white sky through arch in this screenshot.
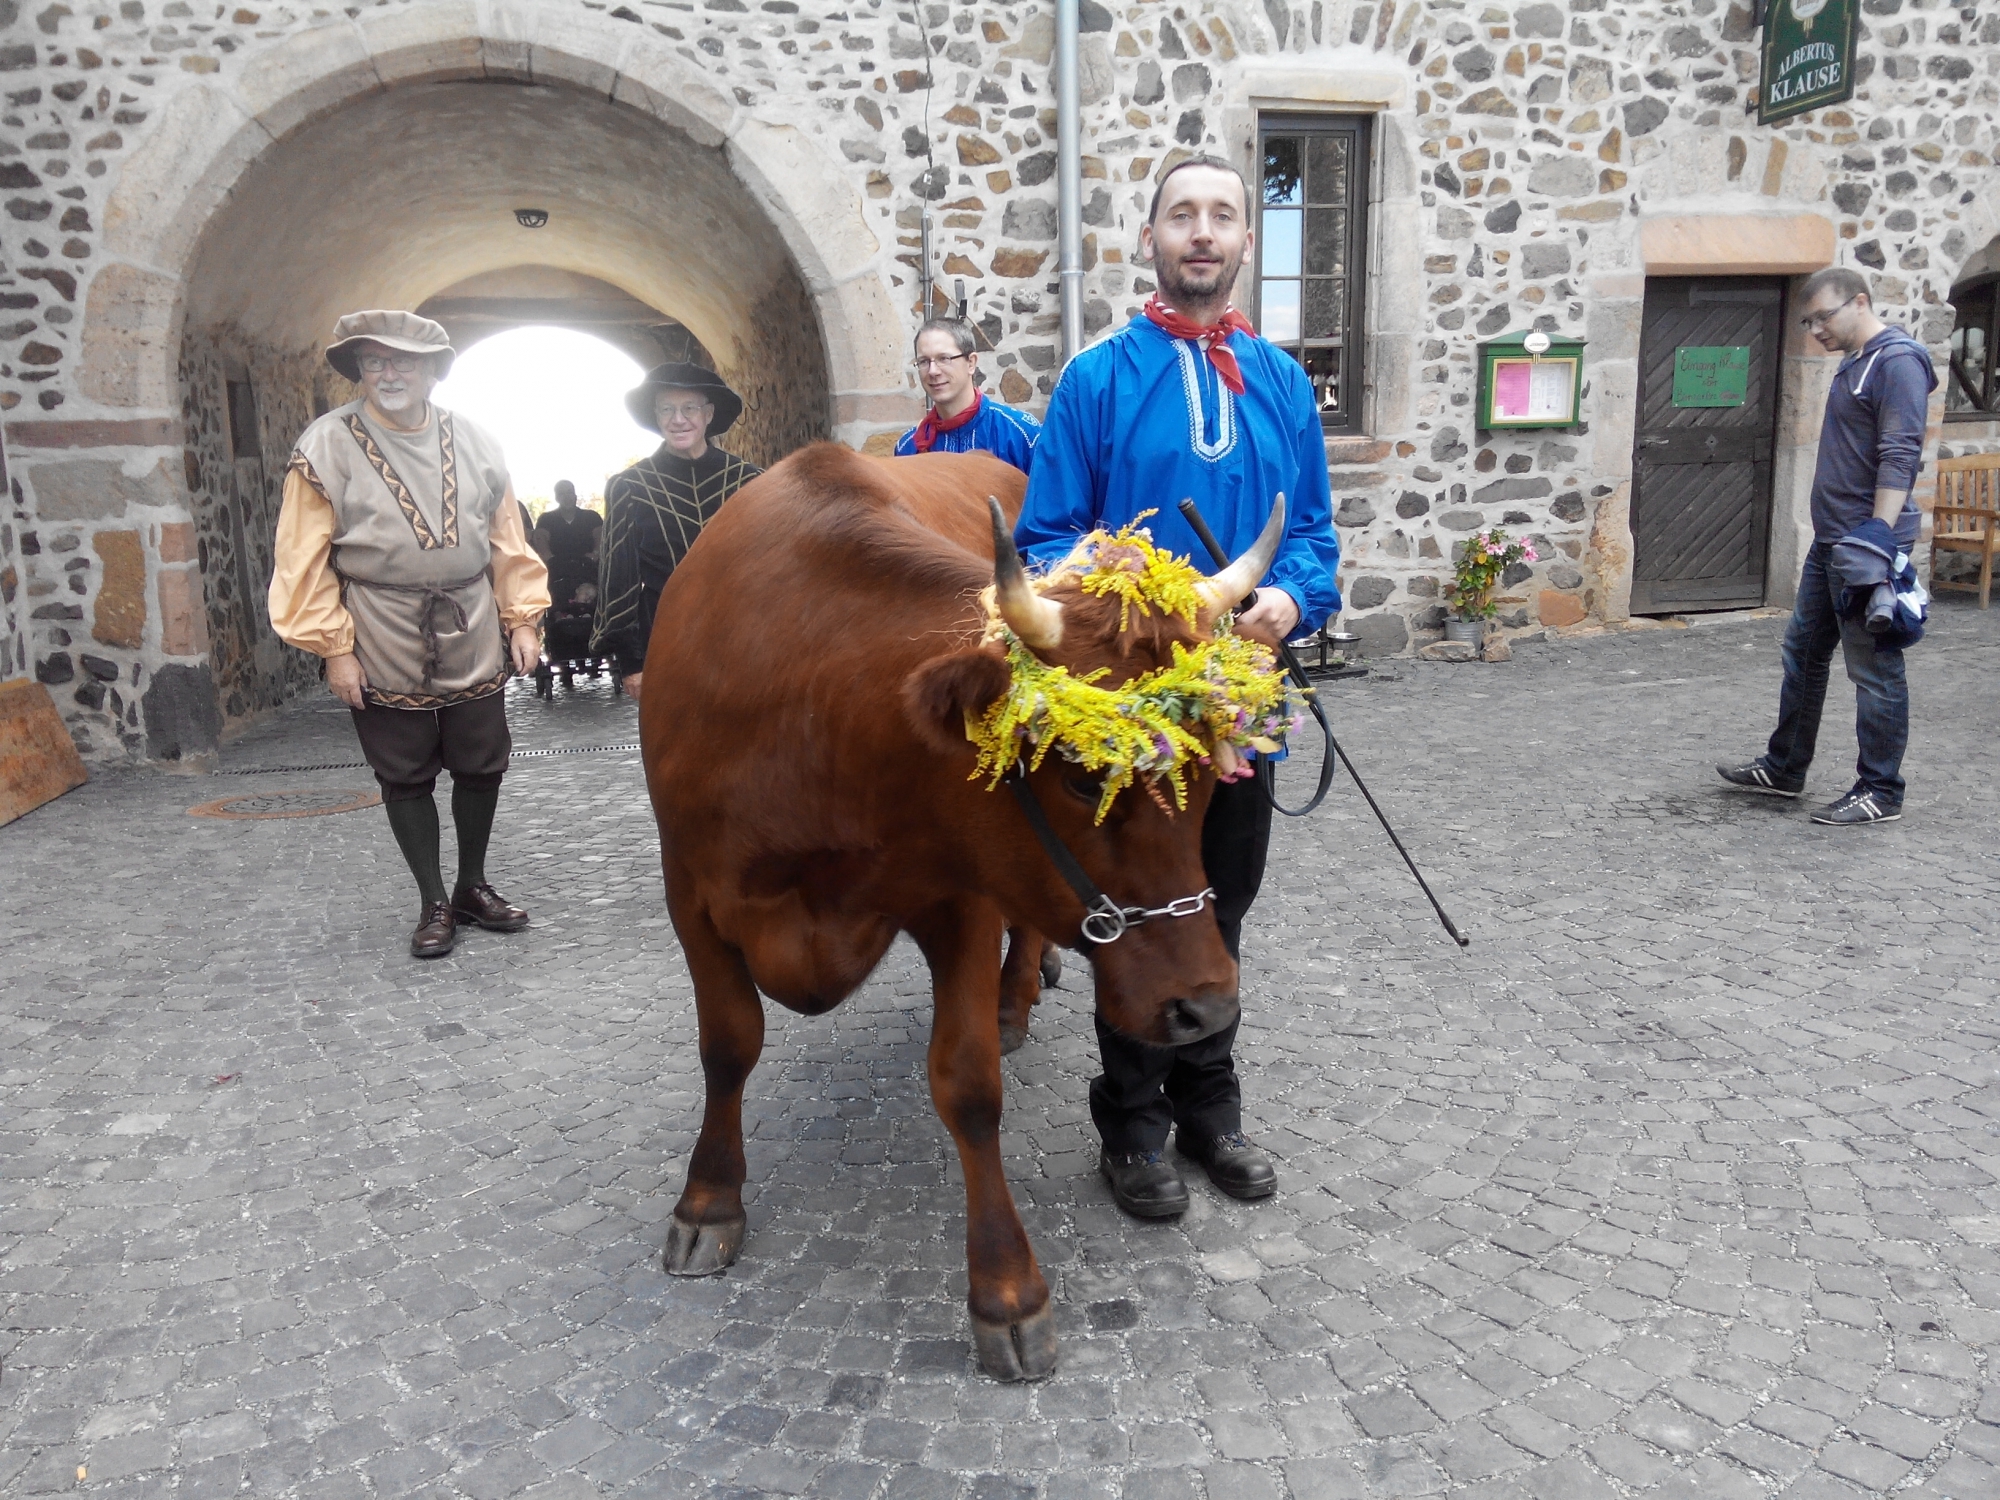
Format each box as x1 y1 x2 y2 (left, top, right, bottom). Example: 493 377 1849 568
432 325 657 515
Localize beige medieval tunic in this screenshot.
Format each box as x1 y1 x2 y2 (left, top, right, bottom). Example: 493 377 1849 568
269 401 550 709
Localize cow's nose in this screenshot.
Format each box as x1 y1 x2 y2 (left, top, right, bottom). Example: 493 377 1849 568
1163 991 1239 1044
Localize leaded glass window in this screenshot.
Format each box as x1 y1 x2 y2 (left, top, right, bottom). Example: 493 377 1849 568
1257 115 1372 433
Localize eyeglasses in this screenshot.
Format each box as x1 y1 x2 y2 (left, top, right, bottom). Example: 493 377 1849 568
914 354 972 372
357 353 426 374
656 403 713 423
1800 294 1859 333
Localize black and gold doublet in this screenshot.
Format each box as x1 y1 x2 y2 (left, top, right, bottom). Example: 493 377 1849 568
593 444 762 678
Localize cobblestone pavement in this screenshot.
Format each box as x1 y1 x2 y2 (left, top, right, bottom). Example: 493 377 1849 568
5 607 2000 1500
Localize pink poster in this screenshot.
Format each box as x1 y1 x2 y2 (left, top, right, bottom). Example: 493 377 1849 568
1493 361 1531 418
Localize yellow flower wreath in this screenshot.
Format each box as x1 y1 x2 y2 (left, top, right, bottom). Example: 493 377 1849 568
966 518 1304 822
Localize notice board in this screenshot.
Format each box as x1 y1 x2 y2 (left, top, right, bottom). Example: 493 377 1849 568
1672 346 1751 408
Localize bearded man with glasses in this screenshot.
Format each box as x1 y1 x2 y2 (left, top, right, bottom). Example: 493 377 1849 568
1716 265 1938 826
894 318 1041 472
593 363 762 703
269 310 551 957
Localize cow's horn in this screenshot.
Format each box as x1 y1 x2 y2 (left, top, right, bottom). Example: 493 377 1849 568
989 495 1063 650
1196 494 1288 614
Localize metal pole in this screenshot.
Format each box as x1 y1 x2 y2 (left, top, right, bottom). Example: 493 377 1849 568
1054 0 1084 365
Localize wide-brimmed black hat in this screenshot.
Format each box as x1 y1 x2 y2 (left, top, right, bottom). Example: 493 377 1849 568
626 362 743 437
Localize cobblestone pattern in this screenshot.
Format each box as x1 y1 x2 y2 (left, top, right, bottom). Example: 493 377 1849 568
3 605 1999 1498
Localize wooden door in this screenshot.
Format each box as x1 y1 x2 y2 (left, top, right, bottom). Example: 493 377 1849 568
1629 277 1786 613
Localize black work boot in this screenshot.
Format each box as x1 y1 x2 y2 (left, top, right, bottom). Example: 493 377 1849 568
1178 1130 1277 1200
1099 1149 1190 1218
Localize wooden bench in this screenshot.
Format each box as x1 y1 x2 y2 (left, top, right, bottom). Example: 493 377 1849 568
1933 452 2000 609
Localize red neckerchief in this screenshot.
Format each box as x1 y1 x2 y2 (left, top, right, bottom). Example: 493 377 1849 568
913 388 983 452
1143 295 1257 395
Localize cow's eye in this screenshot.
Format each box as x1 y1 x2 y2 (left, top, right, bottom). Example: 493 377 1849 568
1062 769 1104 804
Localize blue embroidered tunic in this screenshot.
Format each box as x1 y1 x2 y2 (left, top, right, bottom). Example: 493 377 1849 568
1017 315 1341 631
894 396 1043 473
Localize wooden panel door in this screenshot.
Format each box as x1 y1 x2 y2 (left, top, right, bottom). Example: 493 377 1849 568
1629 277 1786 613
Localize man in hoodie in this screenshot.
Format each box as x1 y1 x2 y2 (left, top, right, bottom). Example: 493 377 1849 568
1717 267 1937 825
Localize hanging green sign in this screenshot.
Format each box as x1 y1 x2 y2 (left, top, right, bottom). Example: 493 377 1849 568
1759 0 1858 125
1673 346 1750 408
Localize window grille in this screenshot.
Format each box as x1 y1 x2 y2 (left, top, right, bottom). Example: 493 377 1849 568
226 379 261 460
1255 114 1372 434
1947 275 2000 420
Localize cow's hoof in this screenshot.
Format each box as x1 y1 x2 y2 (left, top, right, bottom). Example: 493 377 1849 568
662 1213 744 1277
999 1021 1030 1055
1039 948 1064 990
971 1304 1059 1382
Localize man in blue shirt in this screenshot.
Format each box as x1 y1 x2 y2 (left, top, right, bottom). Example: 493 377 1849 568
1016 155 1341 1218
1718 266 1937 825
895 318 1041 472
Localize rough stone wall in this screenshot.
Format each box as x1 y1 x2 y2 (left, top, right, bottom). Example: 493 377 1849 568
177 330 325 729
0 427 24 682
1 0 1996 760
723 264 833 471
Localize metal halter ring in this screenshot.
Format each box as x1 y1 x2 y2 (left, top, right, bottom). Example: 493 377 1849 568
1079 887 1216 946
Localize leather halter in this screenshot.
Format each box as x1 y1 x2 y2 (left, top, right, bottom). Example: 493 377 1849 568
1004 766 1214 945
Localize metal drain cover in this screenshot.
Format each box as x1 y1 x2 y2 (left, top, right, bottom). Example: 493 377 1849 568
188 788 382 820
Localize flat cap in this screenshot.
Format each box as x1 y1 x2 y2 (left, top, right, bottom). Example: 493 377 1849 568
325 310 455 382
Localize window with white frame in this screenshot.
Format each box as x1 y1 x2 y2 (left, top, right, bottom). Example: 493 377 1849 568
1255 114 1372 434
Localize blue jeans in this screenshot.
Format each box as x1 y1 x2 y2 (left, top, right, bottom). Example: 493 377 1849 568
1764 542 1908 803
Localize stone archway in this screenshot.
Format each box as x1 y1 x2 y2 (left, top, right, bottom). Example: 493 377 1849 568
416 268 710 374
75 8 903 739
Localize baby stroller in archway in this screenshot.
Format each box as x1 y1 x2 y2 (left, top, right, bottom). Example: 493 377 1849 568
533 579 608 696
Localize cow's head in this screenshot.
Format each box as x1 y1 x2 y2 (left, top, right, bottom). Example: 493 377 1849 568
904 501 1289 1047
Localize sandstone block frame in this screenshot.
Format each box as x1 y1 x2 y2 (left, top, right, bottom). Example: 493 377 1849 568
1581 213 1840 619
1219 61 1414 445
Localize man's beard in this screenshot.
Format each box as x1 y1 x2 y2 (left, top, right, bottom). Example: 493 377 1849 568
1157 247 1244 310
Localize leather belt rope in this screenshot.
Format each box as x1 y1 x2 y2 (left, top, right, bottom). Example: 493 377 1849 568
338 572 484 689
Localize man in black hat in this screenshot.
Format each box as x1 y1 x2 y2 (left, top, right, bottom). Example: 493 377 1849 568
594 364 762 700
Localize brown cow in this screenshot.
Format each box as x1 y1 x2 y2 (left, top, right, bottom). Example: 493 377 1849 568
640 443 1282 1379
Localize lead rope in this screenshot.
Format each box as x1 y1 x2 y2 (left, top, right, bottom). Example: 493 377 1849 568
1004 767 1214 945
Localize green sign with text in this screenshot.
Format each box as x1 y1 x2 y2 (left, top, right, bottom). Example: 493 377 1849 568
1759 0 1858 125
1673 346 1751 408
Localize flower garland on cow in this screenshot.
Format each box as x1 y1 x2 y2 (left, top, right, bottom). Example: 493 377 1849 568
965 515 1308 823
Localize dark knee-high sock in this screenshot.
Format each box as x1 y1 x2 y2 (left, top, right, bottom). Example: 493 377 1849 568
383 796 447 905
451 782 500 891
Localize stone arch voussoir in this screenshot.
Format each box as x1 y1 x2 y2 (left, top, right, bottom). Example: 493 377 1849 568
87 3 892 424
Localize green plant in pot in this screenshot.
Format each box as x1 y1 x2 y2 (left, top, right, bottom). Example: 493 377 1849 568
1442 528 1537 643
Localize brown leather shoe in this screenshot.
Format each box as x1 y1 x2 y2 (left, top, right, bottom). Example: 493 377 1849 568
411 900 457 958
451 883 529 932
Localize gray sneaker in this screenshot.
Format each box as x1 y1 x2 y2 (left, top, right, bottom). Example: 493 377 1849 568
1716 761 1805 797
1810 786 1902 826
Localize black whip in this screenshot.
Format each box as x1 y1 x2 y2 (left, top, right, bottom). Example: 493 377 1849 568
1178 498 1470 948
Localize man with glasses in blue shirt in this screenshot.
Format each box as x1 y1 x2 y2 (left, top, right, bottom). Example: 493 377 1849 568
895 318 1040 473
1717 266 1937 825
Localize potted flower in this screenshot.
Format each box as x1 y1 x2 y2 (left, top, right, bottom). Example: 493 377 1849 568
1442 527 1538 643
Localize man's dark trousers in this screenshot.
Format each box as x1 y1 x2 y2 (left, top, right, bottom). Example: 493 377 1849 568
1764 541 1909 803
1090 767 1272 1153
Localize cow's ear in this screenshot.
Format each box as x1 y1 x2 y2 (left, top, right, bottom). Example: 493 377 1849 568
903 645 1012 755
